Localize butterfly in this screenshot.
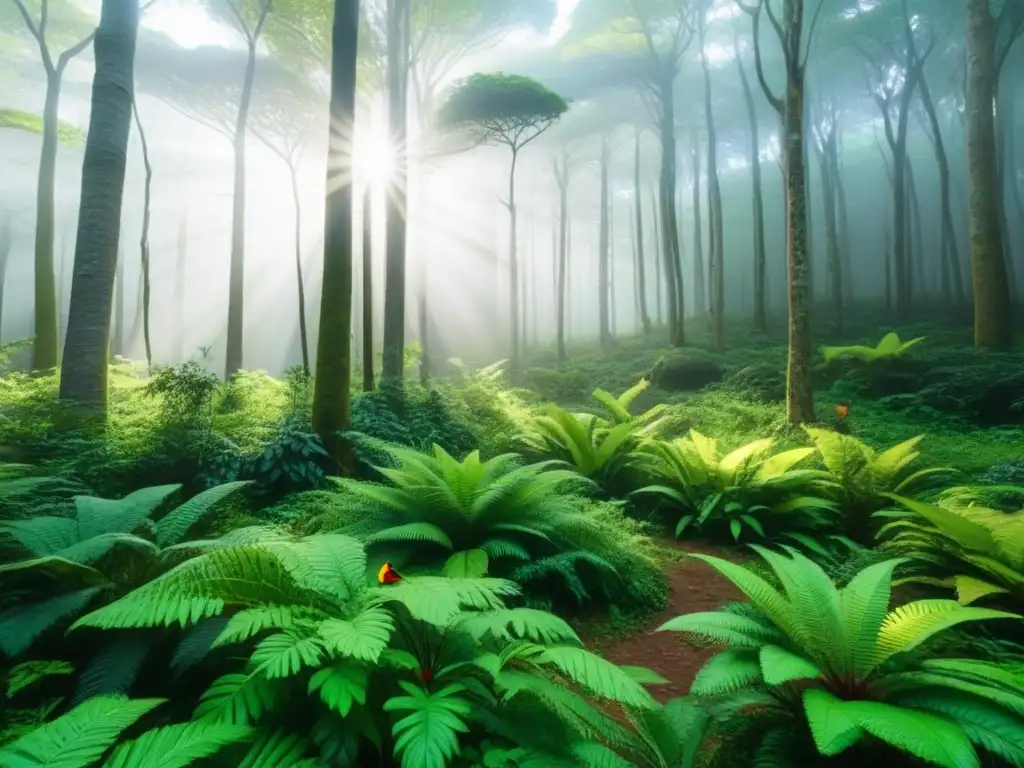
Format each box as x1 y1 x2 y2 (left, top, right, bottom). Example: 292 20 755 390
834 402 850 423
377 561 402 585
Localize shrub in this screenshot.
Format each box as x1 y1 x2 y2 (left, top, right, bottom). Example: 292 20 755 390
821 331 925 364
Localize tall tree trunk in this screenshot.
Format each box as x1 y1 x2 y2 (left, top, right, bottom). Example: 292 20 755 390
609 197 617 337
833 143 852 306
312 0 359 472
506 150 521 372
812 118 843 332
58 0 138 416
598 135 612 348
174 213 186 362
965 0 1012 349
690 131 705 316
362 187 374 391
555 151 570 361
917 65 966 307
699 12 724 350
884 214 893 312
32 72 64 372
905 158 926 295
658 77 684 345
382 0 410 383
288 164 310 376
633 127 651 334
995 76 1019 297
734 37 767 331
225 8 269 379
132 99 153 372
0 216 9 342
649 185 662 325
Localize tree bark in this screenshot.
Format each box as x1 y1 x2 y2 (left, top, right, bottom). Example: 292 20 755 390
381 0 411 384
58 0 139 416
965 0 1012 349
312 0 359 472
699 11 724 350
658 78 684 345
289 164 309 376
112 242 124 357
506 148 520 372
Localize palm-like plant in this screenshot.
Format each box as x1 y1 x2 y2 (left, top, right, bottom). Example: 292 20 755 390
802 427 955 546
515 380 665 487
69 531 666 766
0 481 250 657
630 431 840 547
880 494 1024 609
329 443 629 605
658 545 1024 768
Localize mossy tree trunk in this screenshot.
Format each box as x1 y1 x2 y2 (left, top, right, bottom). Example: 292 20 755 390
312 0 360 473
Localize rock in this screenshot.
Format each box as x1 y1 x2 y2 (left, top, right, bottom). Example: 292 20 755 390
723 364 786 402
649 353 724 392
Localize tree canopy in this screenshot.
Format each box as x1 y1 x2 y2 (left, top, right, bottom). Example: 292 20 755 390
435 72 569 150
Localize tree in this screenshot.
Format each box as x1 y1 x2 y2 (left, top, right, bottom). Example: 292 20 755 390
0 215 9 342
58 0 139 417
736 0 824 424
632 126 652 335
312 0 360 472
697 0 724 351
552 144 578 361
965 0 1021 350
563 0 696 347
9 0 99 371
381 0 412 386
131 98 153 372
436 72 568 374
250 84 324 376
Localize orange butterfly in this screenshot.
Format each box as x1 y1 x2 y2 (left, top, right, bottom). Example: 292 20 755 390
834 402 850 423
377 561 402 585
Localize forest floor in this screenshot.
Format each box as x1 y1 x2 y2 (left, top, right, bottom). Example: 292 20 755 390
580 540 743 703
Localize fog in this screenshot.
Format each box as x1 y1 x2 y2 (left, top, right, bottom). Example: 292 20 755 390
1 0 1022 376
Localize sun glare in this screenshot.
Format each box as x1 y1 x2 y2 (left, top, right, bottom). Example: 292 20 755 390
355 133 396 188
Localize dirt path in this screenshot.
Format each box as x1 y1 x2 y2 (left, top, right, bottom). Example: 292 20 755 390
585 542 744 703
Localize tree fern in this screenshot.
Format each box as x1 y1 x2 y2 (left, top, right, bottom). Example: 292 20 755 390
383 681 472 768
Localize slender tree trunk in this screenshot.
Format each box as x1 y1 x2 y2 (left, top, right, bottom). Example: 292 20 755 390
813 122 843 332
58 0 139 415
965 0 1012 349
132 99 153 372
649 185 662 326
382 0 410 384
225 30 264 378
833 147 852 306
633 127 651 334
555 152 570 361
362 187 374 391
506 149 520 372
609 197 617 337
598 135 612 347
658 77 684 345
691 131 706 316
996 77 1019 297
735 41 767 331
917 67 965 306
287 165 309 375
699 14 724 350
905 158 926 296
312 0 359 472
174 213 186 362
884 215 893 312
32 71 64 372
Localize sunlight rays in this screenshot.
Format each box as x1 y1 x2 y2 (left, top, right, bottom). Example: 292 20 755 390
324 111 408 222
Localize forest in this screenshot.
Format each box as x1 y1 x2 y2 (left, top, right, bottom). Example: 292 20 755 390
1 0 1024 766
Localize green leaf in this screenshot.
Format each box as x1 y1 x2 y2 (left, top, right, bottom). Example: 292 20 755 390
383 682 472 768
318 606 394 663
0 696 164 768
6 661 75 698
758 645 823 686
441 549 489 579
155 482 250 548
102 721 252 768
308 663 368 717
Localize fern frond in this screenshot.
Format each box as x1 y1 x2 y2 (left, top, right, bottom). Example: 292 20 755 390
382 681 472 768
194 672 280 725
155 481 250 547
0 585 107 657
308 662 368 717
103 721 252 768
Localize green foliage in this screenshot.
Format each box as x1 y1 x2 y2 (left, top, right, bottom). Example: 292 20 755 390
325 442 651 611
630 431 842 550
802 427 956 546
435 72 569 147
65 531 664 765
821 332 926 364
0 481 250 658
880 494 1024 610
0 107 86 148
659 546 1024 768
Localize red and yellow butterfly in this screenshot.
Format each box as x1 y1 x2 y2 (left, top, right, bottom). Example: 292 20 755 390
834 402 850 423
377 561 402 585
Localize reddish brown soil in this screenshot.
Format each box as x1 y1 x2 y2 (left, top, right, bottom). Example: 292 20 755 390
584 541 744 703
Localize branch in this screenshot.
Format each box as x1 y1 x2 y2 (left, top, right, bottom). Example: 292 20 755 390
800 0 826 69
735 0 783 115
12 0 53 71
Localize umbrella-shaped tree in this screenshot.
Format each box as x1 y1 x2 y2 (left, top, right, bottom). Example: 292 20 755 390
434 73 568 375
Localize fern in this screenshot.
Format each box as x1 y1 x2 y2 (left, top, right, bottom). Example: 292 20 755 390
821 331 926 363
658 546 1024 767
103 721 252 768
